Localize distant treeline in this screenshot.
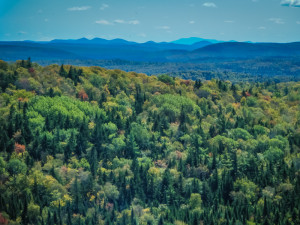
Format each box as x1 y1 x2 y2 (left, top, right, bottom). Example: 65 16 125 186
30 57 300 82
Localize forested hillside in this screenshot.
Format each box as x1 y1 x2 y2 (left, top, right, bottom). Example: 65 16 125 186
0 59 300 225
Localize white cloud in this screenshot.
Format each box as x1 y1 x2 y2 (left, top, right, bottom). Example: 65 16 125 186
281 0 300 7
138 33 147 37
224 20 234 23
44 18 49 22
203 2 217 8
297 21 300 24
114 19 140 25
95 20 112 25
18 31 27 35
100 4 109 10
156 26 171 30
96 19 140 25
258 26 266 29
269 18 285 24
189 20 195 24
68 6 91 11
114 19 125 24
128 20 140 25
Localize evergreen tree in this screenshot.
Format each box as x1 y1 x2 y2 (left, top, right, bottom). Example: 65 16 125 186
59 64 67 77
64 130 76 163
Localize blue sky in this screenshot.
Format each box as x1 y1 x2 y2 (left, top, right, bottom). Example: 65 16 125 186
0 0 299 42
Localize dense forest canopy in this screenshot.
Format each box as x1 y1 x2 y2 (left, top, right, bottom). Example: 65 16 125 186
0 59 299 225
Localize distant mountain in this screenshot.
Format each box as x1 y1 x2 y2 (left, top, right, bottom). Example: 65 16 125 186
0 42 79 60
49 38 212 50
50 38 137 45
0 38 299 63
172 37 221 45
188 42 300 59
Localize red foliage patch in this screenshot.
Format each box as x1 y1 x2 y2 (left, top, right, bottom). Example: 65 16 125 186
154 160 167 168
105 202 114 211
180 80 191 86
28 67 35 73
0 213 8 225
14 143 25 154
78 89 89 101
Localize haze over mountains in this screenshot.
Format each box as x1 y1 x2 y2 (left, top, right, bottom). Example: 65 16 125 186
1 37 300 62
0 37 299 80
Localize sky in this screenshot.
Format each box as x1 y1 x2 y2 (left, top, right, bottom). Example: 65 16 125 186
0 0 299 43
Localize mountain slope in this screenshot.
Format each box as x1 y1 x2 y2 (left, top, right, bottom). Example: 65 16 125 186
189 42 300 59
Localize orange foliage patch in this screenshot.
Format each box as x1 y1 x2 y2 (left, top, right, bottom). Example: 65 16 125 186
232 103 240 109
105 202 114 211
14 143 25 154
180 80 191 86
78 89 89 101
154 160 167 168
175 151 183 160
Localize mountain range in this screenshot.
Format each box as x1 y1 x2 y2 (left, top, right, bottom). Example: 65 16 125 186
1 37 299 63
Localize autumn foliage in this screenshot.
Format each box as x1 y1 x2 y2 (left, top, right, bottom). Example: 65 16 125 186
0 213 8 225
14 143 25 154
78 89 89 101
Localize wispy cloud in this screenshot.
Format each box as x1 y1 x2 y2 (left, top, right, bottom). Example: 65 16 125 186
156 26 171 30
96 19 140 25
189 21 195 24
114 19 125 24
280 0 300 7
95 20 112 25
18 31 27 35
269 18 285 24
258 26 266 30
128 20 140 25
68 6 91 11
224 20 234 23
100 4 109 10
138 33 147 37
203 2 217 8
297 21 300 24
114 19 140 25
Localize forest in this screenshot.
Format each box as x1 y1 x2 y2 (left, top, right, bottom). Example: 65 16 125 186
0 58 299 225
34 57 300 83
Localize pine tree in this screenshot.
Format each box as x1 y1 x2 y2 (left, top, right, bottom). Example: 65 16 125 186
59 64 67 77
158 216 164 225
21 197 28 225
26 57 32 69
90 146 98 178
72 176 81 214
64 130 76 163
